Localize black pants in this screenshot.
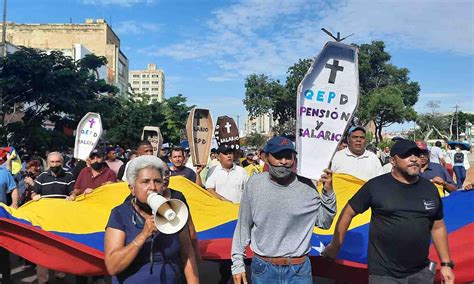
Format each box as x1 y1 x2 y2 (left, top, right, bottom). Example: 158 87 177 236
368 265 435 284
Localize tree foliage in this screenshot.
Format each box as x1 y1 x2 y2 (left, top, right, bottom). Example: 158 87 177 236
356 41 420 142
244 132 267 148
0 47 194 151
243 59 312 135
242 41 420 142
0 47 118 147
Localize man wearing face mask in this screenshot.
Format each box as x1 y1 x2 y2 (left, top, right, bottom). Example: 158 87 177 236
69 148 117 200
231 136 336 284
32 152 75 201
31 151 74 283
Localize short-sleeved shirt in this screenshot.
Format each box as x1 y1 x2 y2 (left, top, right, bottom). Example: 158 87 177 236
33 169 75 196
170 166 196 183
349 173 443 278
429 146 444 164
420 162 454 185
74 167 117 194
331 148 383 181
205 163 248 203
106 198 183 283
0 167 17 204
105 159 123 176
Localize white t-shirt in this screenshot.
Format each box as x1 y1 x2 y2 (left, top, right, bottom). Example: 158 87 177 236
331 148 383 181
205 163 249 203
429 146 444 164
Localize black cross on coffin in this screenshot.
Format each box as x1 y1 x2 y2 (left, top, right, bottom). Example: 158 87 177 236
195 112 203 126
325 59 344 84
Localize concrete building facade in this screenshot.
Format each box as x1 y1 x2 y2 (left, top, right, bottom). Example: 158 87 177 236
129 64 165 103
244 113 275 136
0 19 129 95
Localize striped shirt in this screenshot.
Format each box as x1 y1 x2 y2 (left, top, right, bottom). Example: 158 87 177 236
33 169 75 196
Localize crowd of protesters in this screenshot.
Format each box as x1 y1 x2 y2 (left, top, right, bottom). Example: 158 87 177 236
0 127 472 283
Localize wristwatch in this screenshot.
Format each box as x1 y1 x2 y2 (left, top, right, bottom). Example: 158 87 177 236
440 261 455 269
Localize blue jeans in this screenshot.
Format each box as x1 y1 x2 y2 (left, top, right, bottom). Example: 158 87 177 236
251 255 312 284
453 166 466 189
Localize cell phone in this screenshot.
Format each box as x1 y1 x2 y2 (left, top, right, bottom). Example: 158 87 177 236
428 261 437 273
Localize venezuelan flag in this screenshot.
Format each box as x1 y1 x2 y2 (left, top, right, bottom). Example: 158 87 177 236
0 175 473 283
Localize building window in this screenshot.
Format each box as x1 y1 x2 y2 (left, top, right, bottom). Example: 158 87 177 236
133 81 139 84
132 74 140 78
151 88 159 91
142 81 149 84
142 74 149 78
152 74 159 78
152 81 159 85
132 88 139 91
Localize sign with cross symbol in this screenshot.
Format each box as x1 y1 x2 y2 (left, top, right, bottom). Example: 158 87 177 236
74 112 103 161
296 41 359 180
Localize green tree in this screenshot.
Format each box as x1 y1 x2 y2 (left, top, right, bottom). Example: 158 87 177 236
244 132 267 148
105 94 194 148
0 47 118 148
356 41 420 142
366 86 417 141
243 59 312 135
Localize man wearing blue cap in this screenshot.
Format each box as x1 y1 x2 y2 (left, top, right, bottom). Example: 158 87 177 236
231 136 336 284
323 139 455 283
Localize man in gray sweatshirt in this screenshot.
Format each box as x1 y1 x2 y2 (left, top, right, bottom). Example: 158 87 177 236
231 136 337 284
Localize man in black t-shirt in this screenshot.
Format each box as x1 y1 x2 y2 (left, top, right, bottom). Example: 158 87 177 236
323 139 455 284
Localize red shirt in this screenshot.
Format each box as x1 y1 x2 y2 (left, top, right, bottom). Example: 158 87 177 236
75 167 117 194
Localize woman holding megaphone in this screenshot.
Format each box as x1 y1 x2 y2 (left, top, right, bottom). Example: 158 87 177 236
104 155 199 283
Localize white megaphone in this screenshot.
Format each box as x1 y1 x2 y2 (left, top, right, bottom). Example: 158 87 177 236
146 193 189 234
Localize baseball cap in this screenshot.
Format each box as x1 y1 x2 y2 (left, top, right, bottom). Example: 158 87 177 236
89 148 105 159
347 126 366 135
415 140 429 151
390 139 421 157
217 144 235 154
263 136 296 154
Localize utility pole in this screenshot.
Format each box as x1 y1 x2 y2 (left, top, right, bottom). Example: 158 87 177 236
453 104 460 141
0 0 6 143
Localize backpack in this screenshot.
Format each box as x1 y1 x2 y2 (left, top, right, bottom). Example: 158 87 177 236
453 152 464 164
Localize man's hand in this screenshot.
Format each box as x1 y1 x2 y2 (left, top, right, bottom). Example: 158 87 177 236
463 182 473 190
440 266 454 284
84 188 94 194
10 203 18 209
66 194 76 201
319 169 333 192
321 242 339 260
196 165 204 174
32 194 41 201
232 272 247 284
430 176 446 186
24 176 35 187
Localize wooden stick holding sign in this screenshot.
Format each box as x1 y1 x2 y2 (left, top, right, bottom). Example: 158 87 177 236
296 41 359 180
74 112 103 161
186 108 213 166
214 116 240 150
141 126 163 156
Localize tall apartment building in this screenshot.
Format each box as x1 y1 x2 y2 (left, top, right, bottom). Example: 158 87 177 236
0 19 129 95
244 113 275 136
129 64 165 103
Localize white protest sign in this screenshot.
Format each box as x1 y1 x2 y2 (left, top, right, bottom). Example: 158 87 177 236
141 126 163 156
296 42 359 180
74 112 103 161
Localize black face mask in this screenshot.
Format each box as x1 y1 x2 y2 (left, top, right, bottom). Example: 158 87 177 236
90 162 103 171
50 166 62 174
133 197 152 215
